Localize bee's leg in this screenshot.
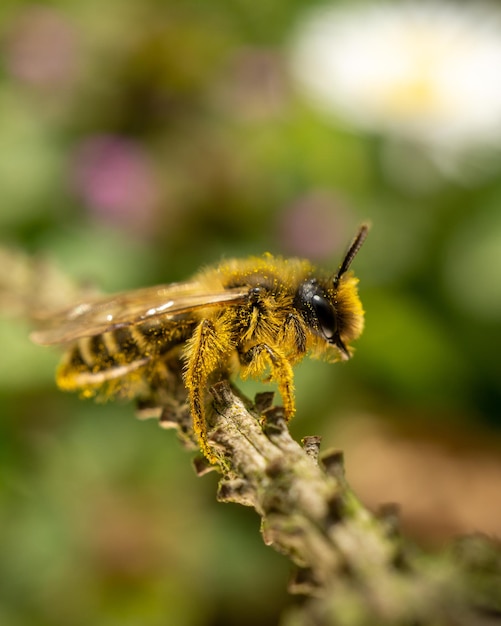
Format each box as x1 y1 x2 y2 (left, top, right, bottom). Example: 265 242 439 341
239 344 295 421
183 316 233 464
279 313 308 360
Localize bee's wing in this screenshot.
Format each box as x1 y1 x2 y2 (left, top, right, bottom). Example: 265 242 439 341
30 281 249 345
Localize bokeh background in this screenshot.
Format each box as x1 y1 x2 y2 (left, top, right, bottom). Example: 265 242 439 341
1 1 501 624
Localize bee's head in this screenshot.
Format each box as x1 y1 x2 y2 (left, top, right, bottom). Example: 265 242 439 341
295 224 369 359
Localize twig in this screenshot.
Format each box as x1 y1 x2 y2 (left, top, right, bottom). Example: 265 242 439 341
140 379 501 626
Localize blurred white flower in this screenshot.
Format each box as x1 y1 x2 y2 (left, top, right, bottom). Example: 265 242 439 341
290 1 501 180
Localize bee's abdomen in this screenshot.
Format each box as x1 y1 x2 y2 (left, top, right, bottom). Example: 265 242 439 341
57 320 195 394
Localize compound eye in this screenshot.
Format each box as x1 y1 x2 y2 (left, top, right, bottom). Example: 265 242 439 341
311 294 337 340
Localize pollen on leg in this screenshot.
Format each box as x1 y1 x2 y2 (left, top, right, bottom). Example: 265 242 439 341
183 315 235 463
239 343 296 422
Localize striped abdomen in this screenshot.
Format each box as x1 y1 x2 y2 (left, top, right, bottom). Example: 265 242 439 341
56 319 196 397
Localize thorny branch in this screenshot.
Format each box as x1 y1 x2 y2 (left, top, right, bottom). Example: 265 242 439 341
139 379 501 626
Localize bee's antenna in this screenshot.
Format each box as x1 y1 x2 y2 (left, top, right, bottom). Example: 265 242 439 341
333 223 370 289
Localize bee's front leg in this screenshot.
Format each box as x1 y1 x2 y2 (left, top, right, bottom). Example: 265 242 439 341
239 343 295 422
183 315 235 464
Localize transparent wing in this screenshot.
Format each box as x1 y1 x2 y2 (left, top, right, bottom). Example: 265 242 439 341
30 281 248 345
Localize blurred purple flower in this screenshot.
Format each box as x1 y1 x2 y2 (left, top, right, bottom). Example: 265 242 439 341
4 5 78 89
219 47 287 121
71 136 160 234
277 191 351 261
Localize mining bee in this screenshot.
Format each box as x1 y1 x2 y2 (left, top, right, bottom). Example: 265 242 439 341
31 224 368 464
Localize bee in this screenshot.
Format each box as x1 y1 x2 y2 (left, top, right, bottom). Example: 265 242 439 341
31 224 368 464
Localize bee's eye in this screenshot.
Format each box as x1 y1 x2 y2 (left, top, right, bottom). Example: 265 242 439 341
311 294 337 340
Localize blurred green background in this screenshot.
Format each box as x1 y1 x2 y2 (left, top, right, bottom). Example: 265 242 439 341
1 1 501 624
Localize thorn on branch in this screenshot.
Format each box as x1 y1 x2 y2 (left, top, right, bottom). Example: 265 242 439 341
302 435 322 462
320 450 346 481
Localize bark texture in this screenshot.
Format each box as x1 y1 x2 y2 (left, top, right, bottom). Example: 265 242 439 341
138 379 501 626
